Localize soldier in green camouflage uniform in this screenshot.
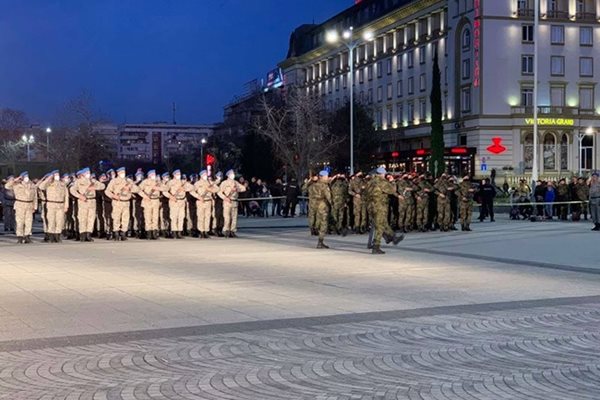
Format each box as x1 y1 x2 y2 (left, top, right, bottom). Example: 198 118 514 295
576 177 590 220
457 176 475 231
396 175 408 232
555 178 570 220
399 175 416 232
348 172 367 233
434 174 454 232
302 176 319 235
311 170 332 249
366 167 404 254
415 175 432 232
330 174 349 235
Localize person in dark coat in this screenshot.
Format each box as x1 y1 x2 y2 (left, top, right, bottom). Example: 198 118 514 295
270 178 284 216
283 178 301 217
478 178 496 222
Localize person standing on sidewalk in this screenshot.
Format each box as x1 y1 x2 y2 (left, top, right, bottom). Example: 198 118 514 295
589 172 600 231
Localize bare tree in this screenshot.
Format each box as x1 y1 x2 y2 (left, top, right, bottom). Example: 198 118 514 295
254 90 340 180
0 108 29 143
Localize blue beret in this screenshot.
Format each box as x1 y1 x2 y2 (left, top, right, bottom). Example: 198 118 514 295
49 170 59 175
7 175 14 180
173 169 181 175
161 172 170 178
62 174 70 179
376 166 386 175
319 170 329 177
78 167 90 175
147 170 156 176
106 169 114 174
216 171 223 178
200 170 208 176
19 171 29 178
117 167 126 173
225 169 234 176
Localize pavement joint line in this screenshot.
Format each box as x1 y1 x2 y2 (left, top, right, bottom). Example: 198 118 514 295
1 295 599 353
396 246 600 275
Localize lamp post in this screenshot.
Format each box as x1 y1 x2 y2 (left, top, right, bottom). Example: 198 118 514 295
532 0 540 186
326 27 374 175
578 127 594 176
200 137 207 169
22 134 35 162
46 127 52 160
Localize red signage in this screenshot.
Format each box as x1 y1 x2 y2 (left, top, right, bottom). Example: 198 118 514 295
206 153 216 166
391 151 400 158
487 137 506 155
416 149 427 156
473 0 481 88
450 147 468 155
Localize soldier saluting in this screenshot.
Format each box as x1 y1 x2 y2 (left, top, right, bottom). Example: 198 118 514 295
5 171 37 244
191 170 219 239
105 167 143 241
37 170 69 243
69 167 105 242
218 169 246 238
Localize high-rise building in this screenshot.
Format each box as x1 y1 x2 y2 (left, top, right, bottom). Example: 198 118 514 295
280 0 600 178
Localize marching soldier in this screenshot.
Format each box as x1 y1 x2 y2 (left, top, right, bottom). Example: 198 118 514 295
164 170 193 239
311 170 332 249
302 175 319 235
69 168 106 242
218 169 246 238
5 171 37 244
415 175 433 232
191 170 219 238
2 175 16 232
139 170 163 240
457 176 475 231
330 174 349 235
366 167 404 254
38 170 70 242
348 172 367 233
105 167 143 241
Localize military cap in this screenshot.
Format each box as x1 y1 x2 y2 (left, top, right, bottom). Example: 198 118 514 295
106 169 114 174
135 170 144 177
376 166 386 175
225 169 235 176
19 171 29 178
49 169 59 175
319 170 329 177
62 173 70 179
117 167 126 173
173 169 181 175
161 172 170 179
200 170 208 177
78 167 90 175
147 169 156 176
216 171 223 178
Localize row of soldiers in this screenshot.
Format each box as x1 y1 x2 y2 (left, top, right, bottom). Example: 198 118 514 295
304 168 478 253
0 167 247 244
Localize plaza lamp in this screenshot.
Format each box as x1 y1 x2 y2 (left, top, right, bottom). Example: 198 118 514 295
326 27 374 175
22 134 35 162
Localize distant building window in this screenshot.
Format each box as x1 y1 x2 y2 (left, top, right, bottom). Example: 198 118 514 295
521 87 533 106
397 55 403 72
377 86 383 102
396 103 403 123
551 56 565 76
408 77 415 95
580 87 594 110
521 55 534 74
550 86 565 107
580 57 593 77
580 27 593 46
522 24 534 42
462 28 471 49
359 68 364 83
551 25 564 45
377 61 383 78
387 83 393 100
368 65 373 80
397 80 403 97
419 46 426 64
462 59 471 79
407 50 414 68
461 87 471 112
386 58 392 75
419 74 426 92
419 99 427 120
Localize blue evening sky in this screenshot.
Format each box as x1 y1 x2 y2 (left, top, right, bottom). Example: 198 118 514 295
0 0 351 125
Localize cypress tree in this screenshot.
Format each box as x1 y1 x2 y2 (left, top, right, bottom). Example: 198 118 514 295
429 51 445 177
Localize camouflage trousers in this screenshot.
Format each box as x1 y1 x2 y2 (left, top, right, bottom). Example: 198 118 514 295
415 198 429 230
352 196 367 229
142 199 161 231
398 200 415 230
460 200 473 228
77 200 97 233
307 200 317 229
111 200 131 232
373 203 394 247
314 201 330 240
436 197 452 229
331 201 347 231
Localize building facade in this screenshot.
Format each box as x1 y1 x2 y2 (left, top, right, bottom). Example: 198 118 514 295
92 123 215 164
280 0 600 178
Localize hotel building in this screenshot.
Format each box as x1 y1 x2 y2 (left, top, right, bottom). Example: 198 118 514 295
279 0 600 178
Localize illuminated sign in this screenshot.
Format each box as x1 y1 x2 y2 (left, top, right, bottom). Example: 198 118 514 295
450 147 468 155
524 118 575 126
264 68 283 91
473 0 481 88
487 137 507 155
391 151 400 158
415 149 427 156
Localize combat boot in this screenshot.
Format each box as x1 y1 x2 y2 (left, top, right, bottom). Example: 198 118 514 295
120 231 127 241
113 232 119 241
106 231 113 240
176 231 184 239
44 233 49 242
24 236 32 244
383 233 393 244
16 237 24 244
230 231 238 238
86 233 94 242
154 230 160 239
371 246 385 255
461 224 466 231
392 233 405 245
316 239 329 249
56 233 63 243
217 230 224 237
592 224 600 231
465 225 472 231
223 230 231 238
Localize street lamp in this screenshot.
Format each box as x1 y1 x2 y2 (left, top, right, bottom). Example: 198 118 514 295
326 26 374 175
531 0 540 187
46 127 52 160
200 137 207 169
22 134 35 162
578 127 594 176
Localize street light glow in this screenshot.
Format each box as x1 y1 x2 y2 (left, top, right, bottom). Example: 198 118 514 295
46 127 52 133
342 30 352 40
201 138 207 144
586 127 594 135
325 30 339 44
362 30 374 41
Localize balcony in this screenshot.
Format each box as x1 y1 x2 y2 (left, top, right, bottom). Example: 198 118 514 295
516 8 534 18
511 106 588 116
546 10 569 19
576 12 597 22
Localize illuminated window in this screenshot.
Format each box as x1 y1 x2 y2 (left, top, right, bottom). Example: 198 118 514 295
580 27 593 46
550 25 564 45
521 55 534 74
550 56 564 76
580 57 593 77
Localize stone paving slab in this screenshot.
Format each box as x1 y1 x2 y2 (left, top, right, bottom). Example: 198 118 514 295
1 298 599 399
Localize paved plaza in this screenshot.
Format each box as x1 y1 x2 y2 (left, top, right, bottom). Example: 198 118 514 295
0 217 599 399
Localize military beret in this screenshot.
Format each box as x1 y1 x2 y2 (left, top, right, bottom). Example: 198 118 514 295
117 167 126 173
200 170 208 177
147 169 156 176
319 170 329 177
19 171 29 178
161 172 170 178
173 169 181 175
376 166 386 175
225 169 235 176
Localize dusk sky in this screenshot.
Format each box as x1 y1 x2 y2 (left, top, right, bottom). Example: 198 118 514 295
0 0 351 126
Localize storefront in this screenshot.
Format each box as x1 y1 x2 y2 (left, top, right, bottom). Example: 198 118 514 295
377 147 477 177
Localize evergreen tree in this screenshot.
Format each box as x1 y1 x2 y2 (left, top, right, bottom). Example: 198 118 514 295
429 52 445 177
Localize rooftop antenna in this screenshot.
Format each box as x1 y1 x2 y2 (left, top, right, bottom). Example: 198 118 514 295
172 102 177 125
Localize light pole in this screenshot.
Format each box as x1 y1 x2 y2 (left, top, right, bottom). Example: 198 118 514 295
22 134 35 162
46 127 52 160
532 0 540 186
326 27 374 175
200 137 207 169
578 127 594 176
